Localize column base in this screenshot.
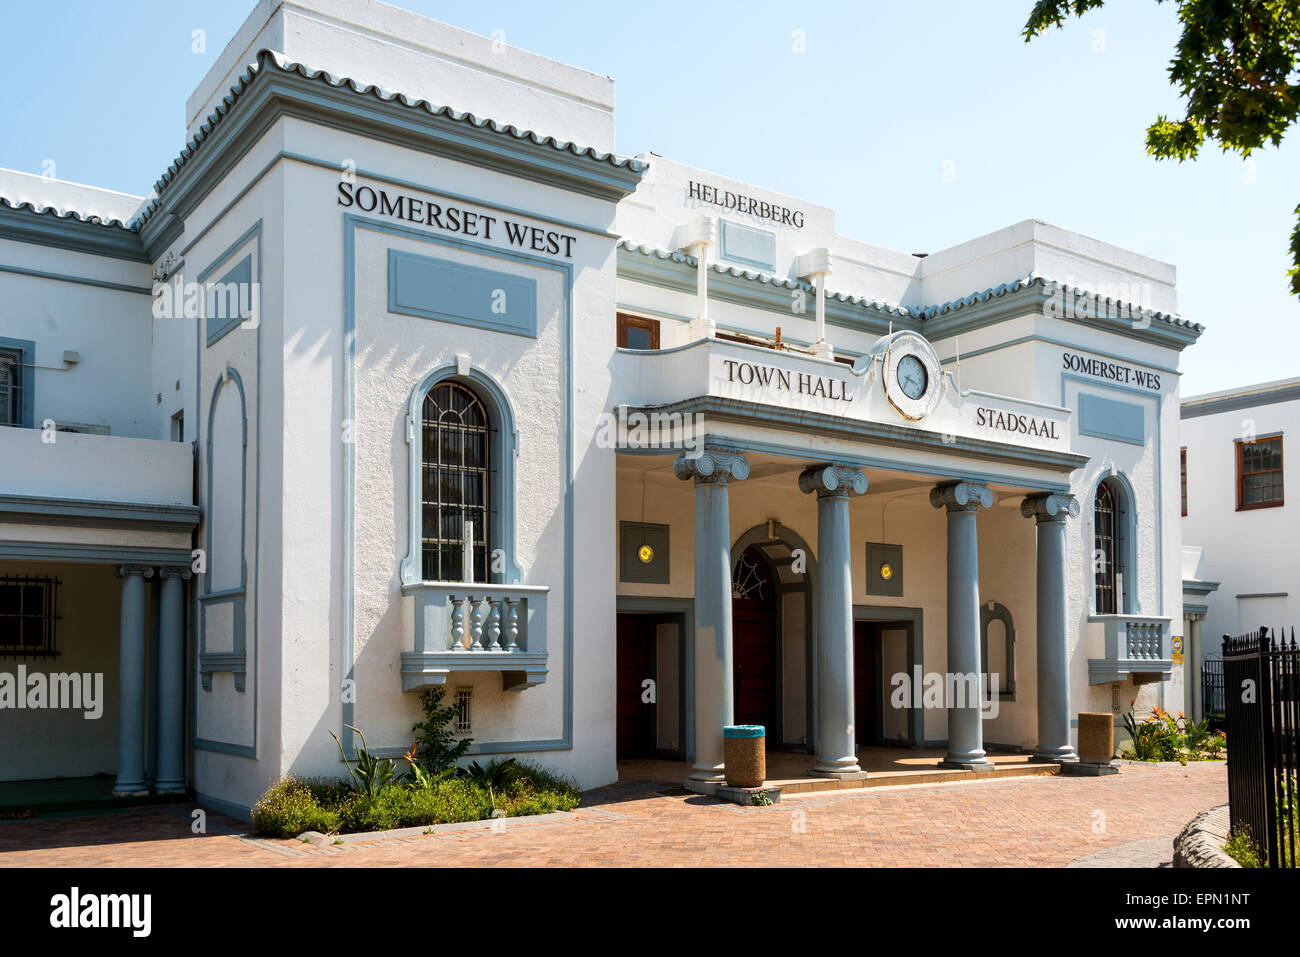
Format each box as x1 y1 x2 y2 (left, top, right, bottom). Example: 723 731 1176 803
153 780 187 795
808 767 868 780
1030 747 1079 764
688 762 726 783
112 782 149 797
810 339 834 360
940 753 995 771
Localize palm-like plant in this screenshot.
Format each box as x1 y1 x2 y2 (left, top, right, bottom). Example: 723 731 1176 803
329 724 399 798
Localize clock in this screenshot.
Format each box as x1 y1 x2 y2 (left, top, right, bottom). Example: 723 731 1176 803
878 331 942 420
897 354 927 400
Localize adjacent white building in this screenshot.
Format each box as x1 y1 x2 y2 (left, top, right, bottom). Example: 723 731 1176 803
0 0 1203 817
1180 376 1299 721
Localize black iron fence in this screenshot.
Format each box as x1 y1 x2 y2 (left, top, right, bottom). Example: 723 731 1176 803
1202 656 1226 731
1222 627 1299 868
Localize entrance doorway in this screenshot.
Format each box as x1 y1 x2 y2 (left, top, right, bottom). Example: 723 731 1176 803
731 546 778 738
616 614 656 758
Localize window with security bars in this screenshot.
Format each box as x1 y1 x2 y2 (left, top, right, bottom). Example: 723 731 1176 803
0 576 60 656
1236 435 1284 511
0 348 22 427
456 688 472 733
421 381 491 582
1094 482 1118 615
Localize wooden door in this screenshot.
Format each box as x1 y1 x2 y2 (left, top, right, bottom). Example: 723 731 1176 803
616 614 656 758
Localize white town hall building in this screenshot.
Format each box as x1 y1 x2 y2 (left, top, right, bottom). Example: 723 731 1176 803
0 0 1201 817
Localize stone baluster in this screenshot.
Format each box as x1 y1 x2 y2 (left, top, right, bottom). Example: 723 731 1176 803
505 598 520 652
486 599 502 651
469 597 486 650
450 595 466 651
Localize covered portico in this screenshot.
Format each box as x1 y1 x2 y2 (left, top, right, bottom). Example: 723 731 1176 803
0 428 198 801
610 334 1091 785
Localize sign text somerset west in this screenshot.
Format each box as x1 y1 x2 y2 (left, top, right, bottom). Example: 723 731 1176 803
337 182 577 258
1062 350 1162 391
723 358 852 402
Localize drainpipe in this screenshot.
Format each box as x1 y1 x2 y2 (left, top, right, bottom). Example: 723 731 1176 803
675 216 717 341
796 247 833 359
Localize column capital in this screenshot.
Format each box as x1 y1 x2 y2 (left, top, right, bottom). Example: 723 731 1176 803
930 481 993 513
1020 492 1080 523
798 464 867 498
116 565 155 580
159 566 194 581
674 449 749 485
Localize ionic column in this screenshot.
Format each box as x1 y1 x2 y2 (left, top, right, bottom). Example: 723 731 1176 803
800 464 868 776
1021 492 1080 763
155 566 192 794
674 448 749 781
114 564 154 795
931 481 994 770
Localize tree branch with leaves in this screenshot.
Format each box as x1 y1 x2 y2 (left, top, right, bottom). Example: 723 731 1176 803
1024 0 1300 296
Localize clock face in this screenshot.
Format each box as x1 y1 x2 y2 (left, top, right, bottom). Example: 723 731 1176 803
897 354 928 400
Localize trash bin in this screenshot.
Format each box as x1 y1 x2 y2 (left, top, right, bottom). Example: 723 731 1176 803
1078 712 1114 765
723 725 765 787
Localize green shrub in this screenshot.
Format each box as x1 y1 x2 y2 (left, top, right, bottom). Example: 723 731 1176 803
251 778 342 838
1224 827 1261 868
1121 708 1225 762
412 687 473 772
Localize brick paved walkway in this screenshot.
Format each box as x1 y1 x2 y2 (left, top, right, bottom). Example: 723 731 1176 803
0 761 1225 867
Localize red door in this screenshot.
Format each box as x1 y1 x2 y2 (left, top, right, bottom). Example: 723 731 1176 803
731 548 777 740
853 621 877 746
616 614 656 758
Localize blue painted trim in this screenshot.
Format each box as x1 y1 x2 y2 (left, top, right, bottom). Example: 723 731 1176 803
198 369 249 698
0 494 199 531
1062 372 1163 613
387 248 538 339
1078 393 1146 446
193 219 262 760
0 336 35 428
0 202 147 262
718 219 776 271
400 363 522 586
0 263 152 296
624 429 1075 492
939 333 1181 377
723 725 766 738
0 542 191 564
203 254 255 347
342 213 575 759
1182 382 1300 419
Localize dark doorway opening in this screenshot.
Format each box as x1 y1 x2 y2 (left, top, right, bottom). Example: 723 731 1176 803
853 620 882 747
731 546 778 741
616 613 657 758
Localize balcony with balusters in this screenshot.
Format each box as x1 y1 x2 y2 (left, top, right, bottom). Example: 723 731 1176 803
1086 614 1174 685
400 582 549 692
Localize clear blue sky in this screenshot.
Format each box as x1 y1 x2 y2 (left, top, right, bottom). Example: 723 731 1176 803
1 0 1294 395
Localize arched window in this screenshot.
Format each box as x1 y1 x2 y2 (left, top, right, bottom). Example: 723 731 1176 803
421 381 491 582
1094 482 1117 614
1093 476 1134 614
